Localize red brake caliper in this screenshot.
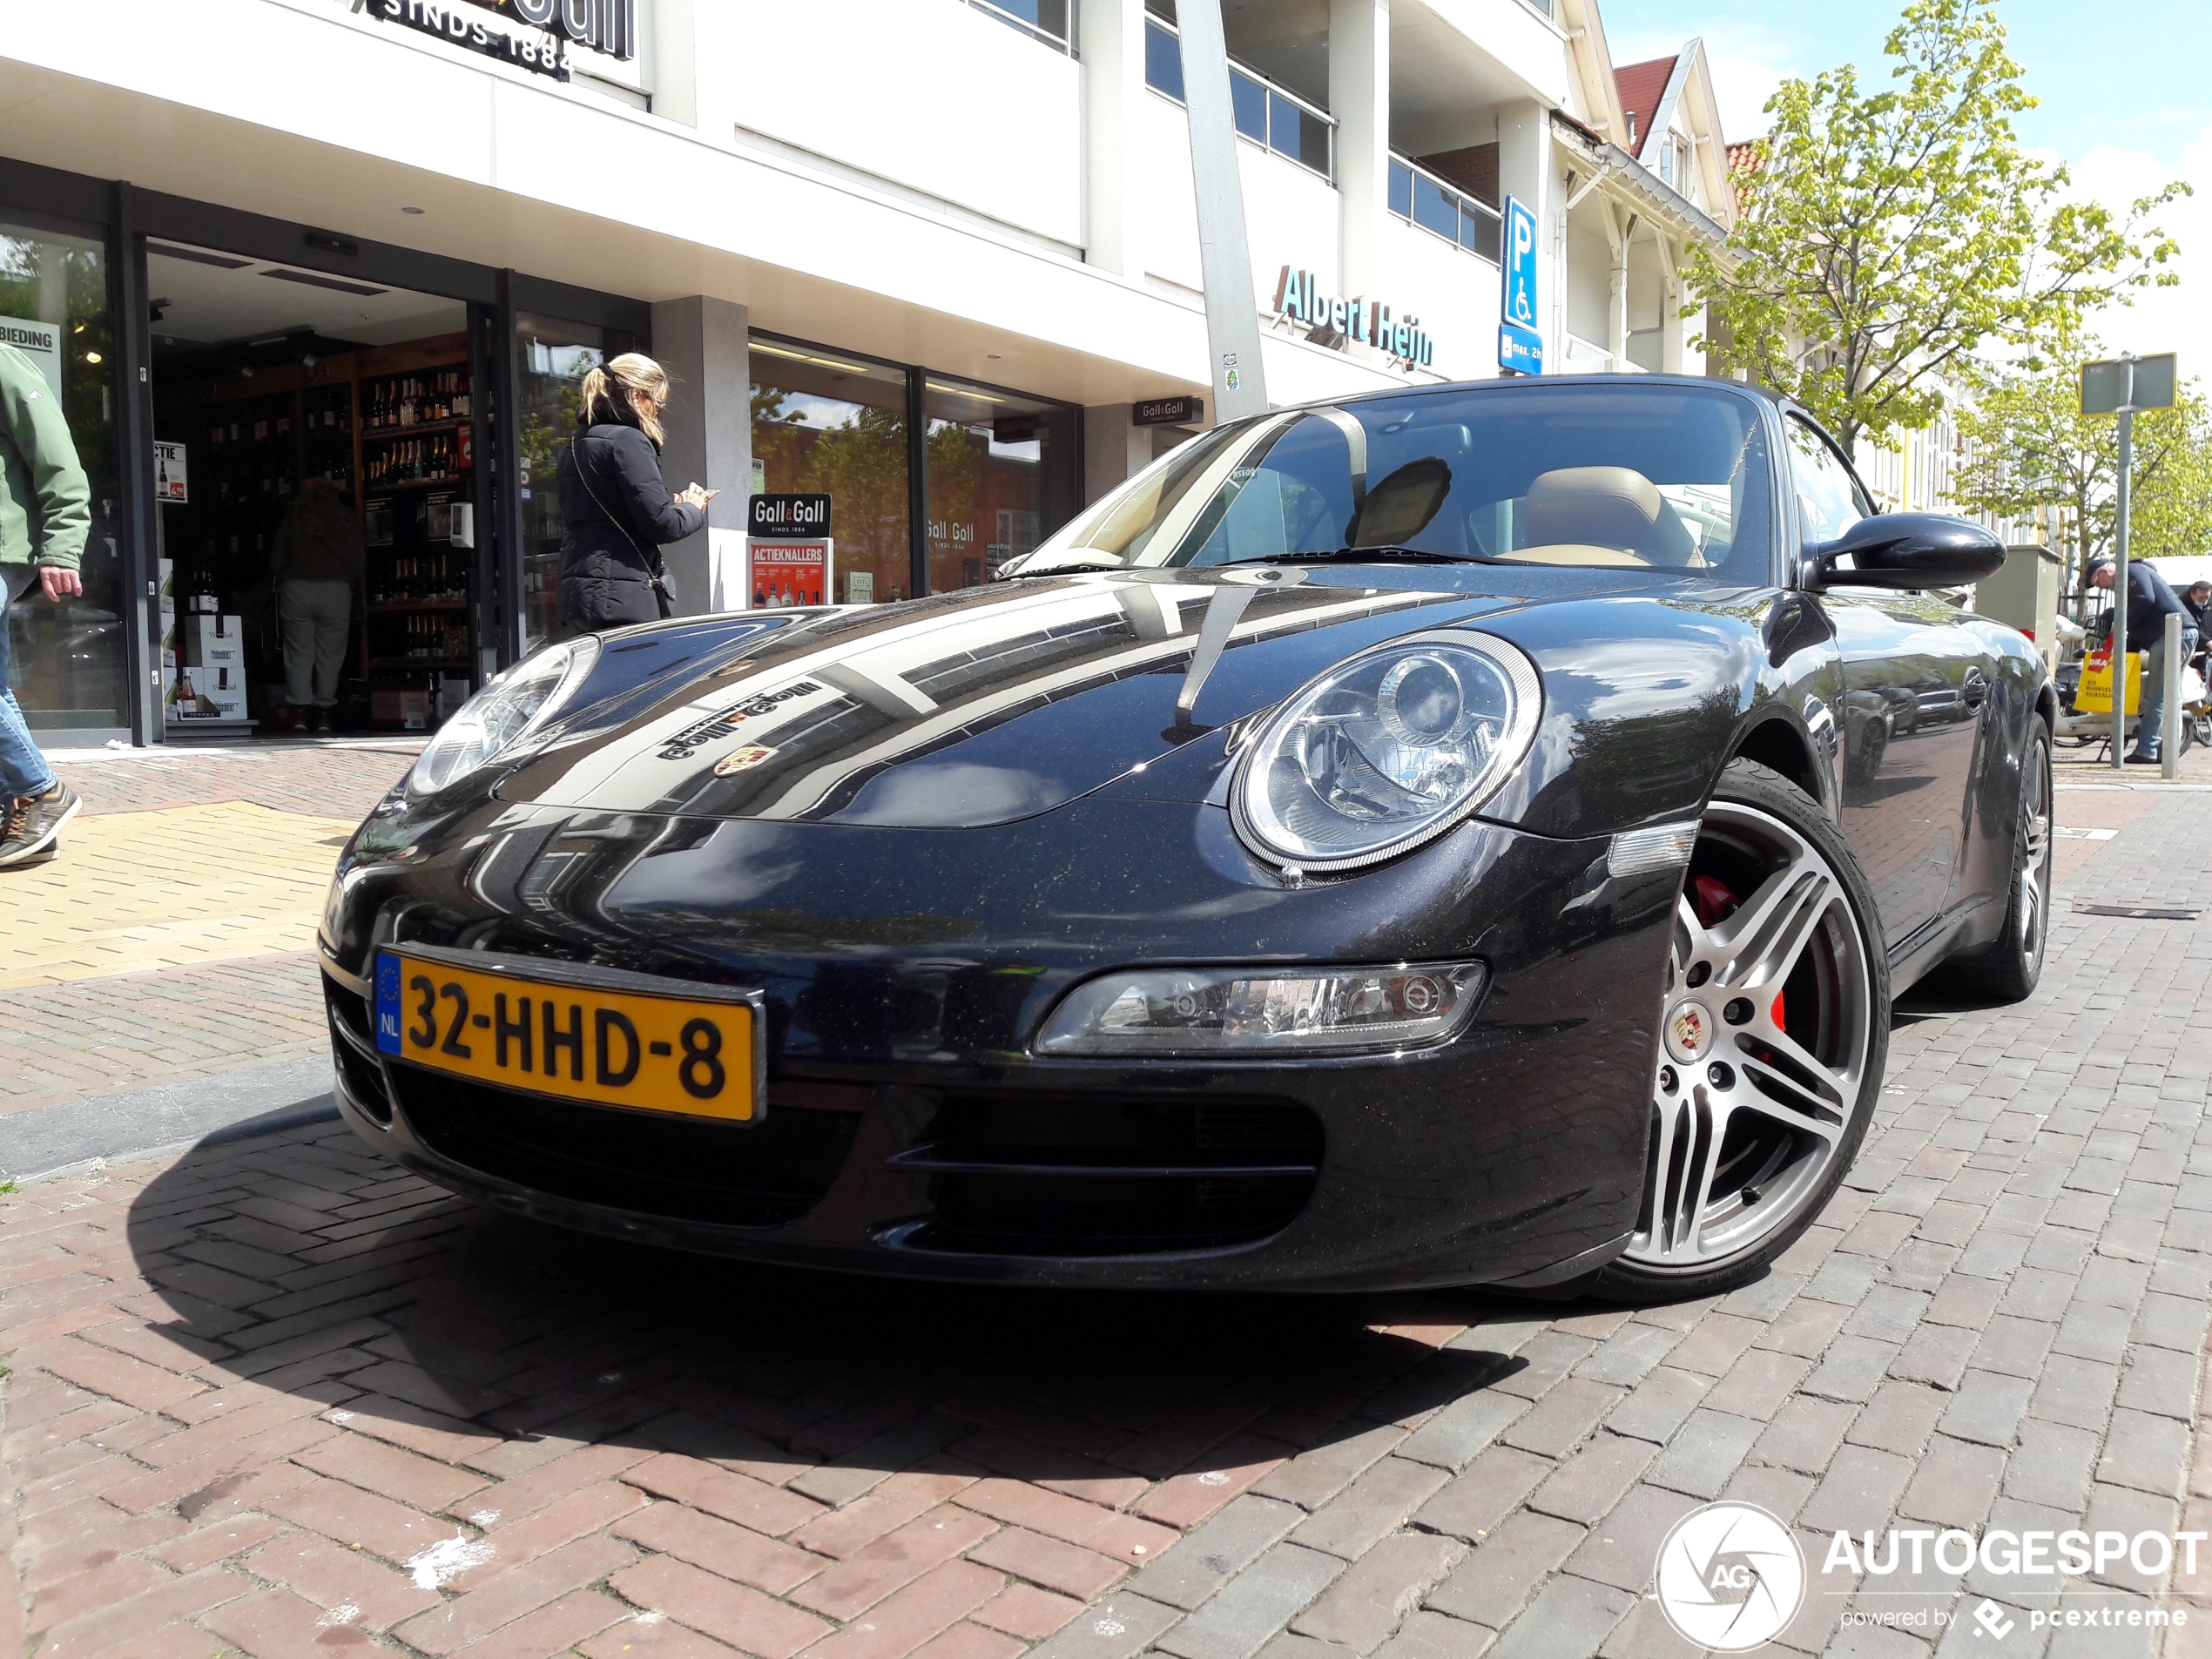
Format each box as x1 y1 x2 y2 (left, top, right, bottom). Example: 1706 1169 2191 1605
1690 873 1785 1030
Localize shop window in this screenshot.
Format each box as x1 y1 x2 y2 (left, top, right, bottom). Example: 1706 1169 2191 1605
0 221 121 736
517 314 637 651
921 377 1077 594
751 342 912 606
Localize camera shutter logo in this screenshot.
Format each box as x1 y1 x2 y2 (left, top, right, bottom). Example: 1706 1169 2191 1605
1654 1502 1804 1650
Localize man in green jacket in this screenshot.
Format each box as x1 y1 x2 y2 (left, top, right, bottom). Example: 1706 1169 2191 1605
0 340 91 867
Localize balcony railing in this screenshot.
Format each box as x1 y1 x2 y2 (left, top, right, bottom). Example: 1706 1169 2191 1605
1144 17 1335 182
965 0 1072 52
1389 155 1501 263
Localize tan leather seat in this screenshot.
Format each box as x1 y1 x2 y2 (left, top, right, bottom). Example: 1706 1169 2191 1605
1520 467 1700 566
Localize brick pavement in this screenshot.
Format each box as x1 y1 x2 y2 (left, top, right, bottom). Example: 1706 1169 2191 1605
3 766 2212 1656
1 744 417 1109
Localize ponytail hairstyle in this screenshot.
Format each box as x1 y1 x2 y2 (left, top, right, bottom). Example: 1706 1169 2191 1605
577 352 672 446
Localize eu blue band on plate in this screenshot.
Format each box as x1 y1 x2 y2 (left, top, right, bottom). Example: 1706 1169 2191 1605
375 952 406 1055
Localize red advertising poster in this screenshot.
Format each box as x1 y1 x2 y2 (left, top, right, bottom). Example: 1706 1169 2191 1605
749 538 832 609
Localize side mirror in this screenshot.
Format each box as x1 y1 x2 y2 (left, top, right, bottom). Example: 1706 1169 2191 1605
1808 514 2006 591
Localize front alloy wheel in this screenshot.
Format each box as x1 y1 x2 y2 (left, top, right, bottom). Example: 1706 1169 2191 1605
1595 760 1888 1302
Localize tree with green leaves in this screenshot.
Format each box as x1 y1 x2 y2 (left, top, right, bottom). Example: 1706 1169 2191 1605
1690 0 2186 451
1951 332 2209 585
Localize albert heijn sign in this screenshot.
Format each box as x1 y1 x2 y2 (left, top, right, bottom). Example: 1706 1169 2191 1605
1272 266 1436 370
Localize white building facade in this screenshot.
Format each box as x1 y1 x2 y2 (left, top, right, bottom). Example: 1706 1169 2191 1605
0 0 1730 745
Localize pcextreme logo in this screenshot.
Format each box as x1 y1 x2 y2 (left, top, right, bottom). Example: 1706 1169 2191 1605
1649 1505 2202 1648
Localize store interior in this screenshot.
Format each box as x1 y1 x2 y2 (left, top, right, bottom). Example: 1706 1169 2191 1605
148 239 476 732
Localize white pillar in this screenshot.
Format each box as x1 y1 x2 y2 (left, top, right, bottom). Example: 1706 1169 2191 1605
1079 0 1150 277
1329 0 1389 301
650 296 752 615
1496 101 1558 368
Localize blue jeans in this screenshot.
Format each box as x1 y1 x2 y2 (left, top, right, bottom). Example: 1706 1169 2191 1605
0 567 57 799
2139 622 2201 758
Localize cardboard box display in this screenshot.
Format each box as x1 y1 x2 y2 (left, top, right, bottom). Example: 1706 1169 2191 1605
164 663 249 723
182 614 244 667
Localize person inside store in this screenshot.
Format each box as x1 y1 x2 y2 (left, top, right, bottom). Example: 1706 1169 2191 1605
2087 555 2198 765
556 354 714 632
269 474 365 734
0 340 89 868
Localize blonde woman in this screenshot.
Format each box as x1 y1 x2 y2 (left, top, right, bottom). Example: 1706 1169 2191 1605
556 353 716 632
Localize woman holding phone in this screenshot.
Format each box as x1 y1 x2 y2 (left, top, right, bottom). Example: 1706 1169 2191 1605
556 354 717 632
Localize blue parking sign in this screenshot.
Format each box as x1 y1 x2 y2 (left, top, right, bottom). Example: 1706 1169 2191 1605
1501 195 1541 374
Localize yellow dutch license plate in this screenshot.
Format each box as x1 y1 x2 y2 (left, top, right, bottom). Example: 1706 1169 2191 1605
374 948 764 1123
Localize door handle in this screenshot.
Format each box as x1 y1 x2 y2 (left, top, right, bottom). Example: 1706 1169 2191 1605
1961 670 1988 709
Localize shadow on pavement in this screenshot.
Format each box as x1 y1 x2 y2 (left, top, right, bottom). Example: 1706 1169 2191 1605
124 1120 1534 1506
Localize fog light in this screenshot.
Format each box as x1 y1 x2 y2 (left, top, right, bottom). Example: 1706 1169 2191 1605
1035 962 1487 1056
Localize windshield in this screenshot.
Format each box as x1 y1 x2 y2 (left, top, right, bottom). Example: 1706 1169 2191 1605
1008 382 1777 583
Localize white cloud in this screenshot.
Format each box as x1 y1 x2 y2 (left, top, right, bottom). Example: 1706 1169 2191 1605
2067 127 2210 382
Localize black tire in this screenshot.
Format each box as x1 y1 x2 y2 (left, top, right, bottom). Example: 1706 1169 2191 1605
1944 719 2053 1003
1591 759 1890 1305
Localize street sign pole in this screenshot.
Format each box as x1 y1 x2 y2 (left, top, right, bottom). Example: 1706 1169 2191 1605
2114 388 2132 770
1176 0 1269 422
2081 350 2176 769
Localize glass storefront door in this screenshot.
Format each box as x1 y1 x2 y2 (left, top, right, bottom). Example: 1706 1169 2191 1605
923 376 1078 590
749 341 913 605
516 311 638 651
1 219 122 737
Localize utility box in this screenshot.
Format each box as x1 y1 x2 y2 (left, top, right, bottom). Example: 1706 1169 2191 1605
1977 544 2061 659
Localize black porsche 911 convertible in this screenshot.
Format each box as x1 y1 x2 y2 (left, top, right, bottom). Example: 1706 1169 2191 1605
320 375 2051 1301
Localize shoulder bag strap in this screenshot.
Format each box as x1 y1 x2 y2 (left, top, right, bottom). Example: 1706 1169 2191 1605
570 434 666 580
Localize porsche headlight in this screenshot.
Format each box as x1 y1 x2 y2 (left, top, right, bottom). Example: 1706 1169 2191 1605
1232 633 1541 873
408 637 600 794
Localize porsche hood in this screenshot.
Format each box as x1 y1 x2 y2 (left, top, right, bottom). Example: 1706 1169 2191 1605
493 572 1521 826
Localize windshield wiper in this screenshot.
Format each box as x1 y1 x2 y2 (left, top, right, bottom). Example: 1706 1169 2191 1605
1217 545 1483 567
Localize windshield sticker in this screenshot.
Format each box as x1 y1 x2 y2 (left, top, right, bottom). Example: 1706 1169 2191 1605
657 681 822 760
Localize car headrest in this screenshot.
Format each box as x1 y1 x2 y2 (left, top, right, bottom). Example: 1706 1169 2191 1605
1521 467 1699 566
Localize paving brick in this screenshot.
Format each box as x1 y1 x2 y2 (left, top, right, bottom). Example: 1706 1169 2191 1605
788 1471 977 1561
968 1527 1127 1602
1483 1574 1637 1659
1895 1434 2006 1531
240 1529 439 1630
1940 1369 2035 1448
971 1581 1084 1641
1289 1457 1450 1560
798 1561 1007 1659
1153 1542 1349 1659
614 1501 828 1595
2002 1420 2099 1512
1025 1594 1182 1659
1289 1531 1465 1655
2096 1408 2192 1495
624 1453 829 1540
394 1534 635 1656
1750 1395 1857 1477
607 1555 835 1659
1251 1425 1407 1512
1799 1445 1917 1536
1646 1408 1764 1501
1524 1431 1656 1528
1703 1347 1813 1420
791 1505 1000 1619
1129 1497 1305 1612
1497 1379 1619 1460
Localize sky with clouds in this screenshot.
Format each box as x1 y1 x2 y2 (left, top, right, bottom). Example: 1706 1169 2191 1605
1597 0 2212 374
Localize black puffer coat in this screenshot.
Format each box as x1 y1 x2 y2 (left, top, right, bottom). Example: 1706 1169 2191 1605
556 421 705 631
